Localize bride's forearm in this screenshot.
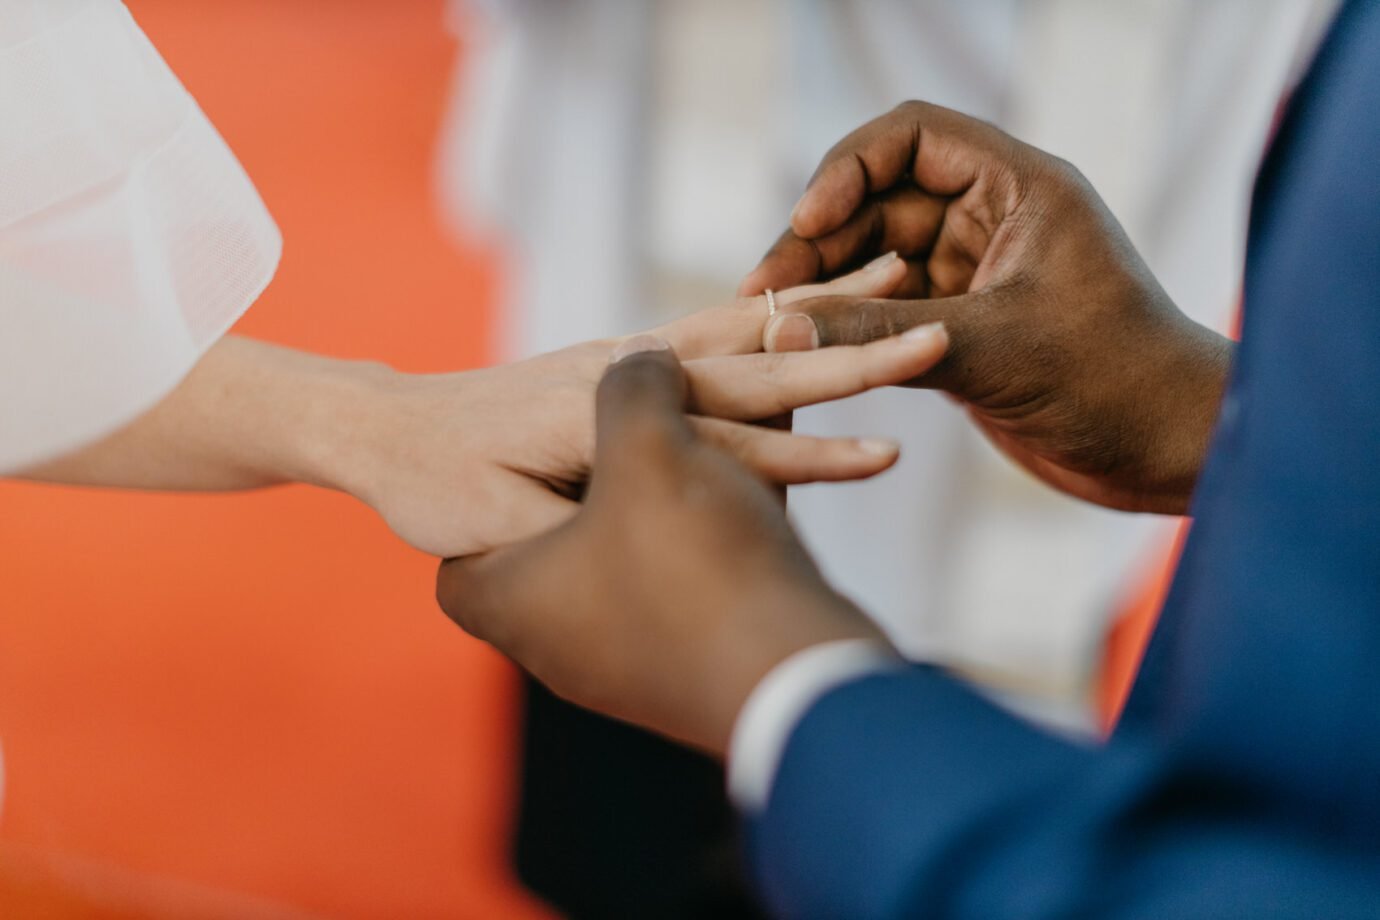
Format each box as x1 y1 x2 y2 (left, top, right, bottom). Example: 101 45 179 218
15 262 931 559
17 335 392 494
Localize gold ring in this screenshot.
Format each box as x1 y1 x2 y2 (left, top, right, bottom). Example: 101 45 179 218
765 288 777 317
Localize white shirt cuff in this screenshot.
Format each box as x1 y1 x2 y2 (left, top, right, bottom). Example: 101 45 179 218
727 638 902 813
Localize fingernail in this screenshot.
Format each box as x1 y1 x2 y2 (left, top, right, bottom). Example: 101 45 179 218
789 195 806 227
764 313 820 353
863 251 899 272
901 321 947 346
609 334 671 363
857 438 900 457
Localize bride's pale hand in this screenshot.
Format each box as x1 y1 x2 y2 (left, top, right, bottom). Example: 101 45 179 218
347 257 942 556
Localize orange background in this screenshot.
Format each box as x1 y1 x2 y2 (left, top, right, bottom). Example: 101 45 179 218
0 2 553 916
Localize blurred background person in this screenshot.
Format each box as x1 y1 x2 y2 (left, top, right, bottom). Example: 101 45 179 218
438 0 1333 915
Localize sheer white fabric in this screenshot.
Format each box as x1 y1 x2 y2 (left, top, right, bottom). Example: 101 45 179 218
0 0 280 472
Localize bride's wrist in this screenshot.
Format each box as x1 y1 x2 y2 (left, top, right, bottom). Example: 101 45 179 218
281 353 405 500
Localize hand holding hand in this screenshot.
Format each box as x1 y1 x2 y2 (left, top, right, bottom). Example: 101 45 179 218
349 257 939 555
436 339 897 755
745 101 1234 514
23 260 926 559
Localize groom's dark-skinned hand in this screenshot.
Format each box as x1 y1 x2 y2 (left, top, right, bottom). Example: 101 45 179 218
435 335 929 756
743 101 1234 514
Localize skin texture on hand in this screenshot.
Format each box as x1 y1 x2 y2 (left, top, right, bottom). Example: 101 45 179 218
744 101 1235 515
19 258 926 557
436 339 927 756
343 256 949 555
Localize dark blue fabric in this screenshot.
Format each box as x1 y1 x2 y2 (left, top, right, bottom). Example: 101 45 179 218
747 2 1380 916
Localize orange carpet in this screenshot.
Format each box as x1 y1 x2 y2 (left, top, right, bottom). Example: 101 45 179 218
0 2 553 917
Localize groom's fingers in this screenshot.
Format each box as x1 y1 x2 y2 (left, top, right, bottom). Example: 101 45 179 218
744 101 1024 295
790 101 1003 240
738 228 823 296
789 107 927 239
437 503 571 655
764 289 1013 395
798 186 948 288
683 323 949 421
692 418 899 484
438 549 521 648
739 186 948 297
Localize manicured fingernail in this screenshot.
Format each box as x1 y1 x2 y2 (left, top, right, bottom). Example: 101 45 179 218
863 251 899 272
857 438 900 457
609 334 671 363
902 321 947 346
764 313 820 352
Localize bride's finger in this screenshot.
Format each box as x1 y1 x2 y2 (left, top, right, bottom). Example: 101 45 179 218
772 249 909 306
682 322 949 421
652 253 909 360
691 417 900 484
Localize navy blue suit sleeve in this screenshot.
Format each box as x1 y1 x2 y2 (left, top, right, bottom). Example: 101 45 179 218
746 667 1377 919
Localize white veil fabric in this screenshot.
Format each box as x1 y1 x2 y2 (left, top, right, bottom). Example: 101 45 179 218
0 0 280 473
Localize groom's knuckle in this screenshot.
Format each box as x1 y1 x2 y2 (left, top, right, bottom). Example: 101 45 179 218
878 302 925 340
849 305 880 343
436 563 482 631
844 302 890 344
894 99 929 121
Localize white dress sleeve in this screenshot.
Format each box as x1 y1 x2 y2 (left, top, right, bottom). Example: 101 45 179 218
0 0 281 472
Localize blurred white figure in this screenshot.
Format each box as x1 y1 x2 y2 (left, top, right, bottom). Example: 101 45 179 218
437 0 1330 716
437 0 649 357
436 0 782 355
